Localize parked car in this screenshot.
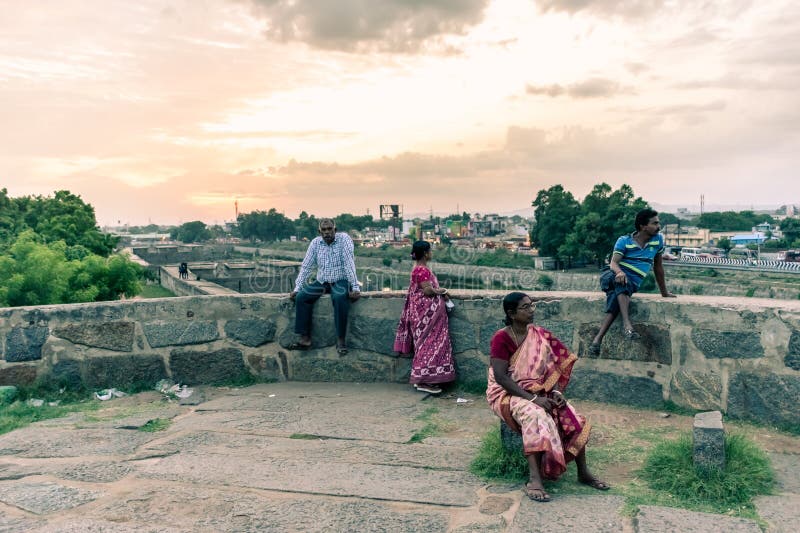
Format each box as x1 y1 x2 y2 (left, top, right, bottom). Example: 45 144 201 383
777 250 800 262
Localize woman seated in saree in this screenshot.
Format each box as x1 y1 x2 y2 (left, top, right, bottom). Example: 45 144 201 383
393 240 455 395
486 292 609 502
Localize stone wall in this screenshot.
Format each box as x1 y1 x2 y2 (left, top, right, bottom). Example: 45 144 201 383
1 292 798 428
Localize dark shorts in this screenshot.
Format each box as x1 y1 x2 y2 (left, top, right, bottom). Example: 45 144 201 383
600 269 638 314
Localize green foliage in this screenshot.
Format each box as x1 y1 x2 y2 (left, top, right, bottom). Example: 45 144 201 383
691 211 774 232
537 274 554 289
779 217 800 245
381 257 393 267
237 209 295 242
0 188 117 256
530 185 580 257
0 231 142 307
689 285 704 295
559 183 648 265
745 287 756 297
170 220 211 243
138 284 176 298
407 407 442 443
470 427 528 481
641 433 773 510
716 237 732 251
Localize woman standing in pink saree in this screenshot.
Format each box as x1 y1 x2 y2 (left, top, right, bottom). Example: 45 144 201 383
487 292 609 502
393 241 455 395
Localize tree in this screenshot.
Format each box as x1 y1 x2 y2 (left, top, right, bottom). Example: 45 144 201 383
780 218 800 246
1 189 117 256
658 212 680 225
237 209 294 242
530 185 580 257
170 221 211 243
716 237 732 252
0 231 142 307
559 183 648 265
692 211 774 231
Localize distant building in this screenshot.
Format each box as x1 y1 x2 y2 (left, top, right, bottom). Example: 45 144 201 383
730 233 766 246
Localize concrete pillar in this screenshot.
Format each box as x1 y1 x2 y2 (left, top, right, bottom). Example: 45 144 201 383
693 410 725 471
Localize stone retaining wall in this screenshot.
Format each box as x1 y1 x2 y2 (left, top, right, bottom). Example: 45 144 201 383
1 292 798 428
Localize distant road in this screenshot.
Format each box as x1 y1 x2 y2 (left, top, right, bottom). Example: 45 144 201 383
666 257 800 274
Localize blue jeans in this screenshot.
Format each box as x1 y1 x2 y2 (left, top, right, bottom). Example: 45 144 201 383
294 280 351 338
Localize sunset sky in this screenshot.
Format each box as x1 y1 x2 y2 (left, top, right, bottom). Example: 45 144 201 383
2 0 798 225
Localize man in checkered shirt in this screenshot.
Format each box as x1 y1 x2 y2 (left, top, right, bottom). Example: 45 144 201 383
289 218 361 355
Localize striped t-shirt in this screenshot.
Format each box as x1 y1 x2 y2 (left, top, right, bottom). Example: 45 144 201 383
612 233 665 288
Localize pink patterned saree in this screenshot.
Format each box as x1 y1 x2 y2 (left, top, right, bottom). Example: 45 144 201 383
486 324 591 480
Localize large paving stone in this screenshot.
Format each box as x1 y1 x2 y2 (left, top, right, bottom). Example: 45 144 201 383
0 426 156 458
568 367 664 408
0 481 100 514
692 328 763 359
449 316 478 354
142 320 219 348
91 484 451 532
579 323 671 364
669 369 723 411
290 353 397 382
83 354 167 389
0 364 37 386
755 494 800 533
509 495 626 532
52 321 135 352
636 505 761 532
135 453 481 507
348 315 399 355
169 347 248 385
768 452 800 493
727 372 800 427
224 318 276 347
4 326 49 362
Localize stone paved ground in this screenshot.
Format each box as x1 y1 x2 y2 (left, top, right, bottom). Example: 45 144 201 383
0 383 797 532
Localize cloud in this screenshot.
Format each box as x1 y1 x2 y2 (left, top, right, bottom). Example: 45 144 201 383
243 0 490 53
536 0 666 19
526 77 630 99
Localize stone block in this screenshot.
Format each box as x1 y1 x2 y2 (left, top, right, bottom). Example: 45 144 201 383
449 316 477 354
693 411 725 471
727 372 800 428
0 385 18 405
83 355 167 389
290 354 396 382
454 354 488 389
670 370 723 411
500 420 523 454
786 330 800 370
578 323 671 364
52 322 135 352
277 314 337 349
480 323 504 354
692 328 763 359
143 320 219 348
537 320 574 347
0 364 37 386
49 360 83 390
568 367 664 408
169 348 248 385
224 318 276 347
348 316 399 355
4 326 49 362
246 353 283 381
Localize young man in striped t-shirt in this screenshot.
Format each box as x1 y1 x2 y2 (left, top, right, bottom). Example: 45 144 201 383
588 208 676 355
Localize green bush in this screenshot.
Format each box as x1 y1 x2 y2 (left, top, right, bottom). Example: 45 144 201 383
537 274 554 290
689 285 704 295
470 427 528 481
745 287 756 297
641 433 773 509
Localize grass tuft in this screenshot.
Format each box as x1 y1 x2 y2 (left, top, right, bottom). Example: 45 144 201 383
641 432 774 511
138 418 171 432
0 400 99 436
469 427 528 481
407 407 442 443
